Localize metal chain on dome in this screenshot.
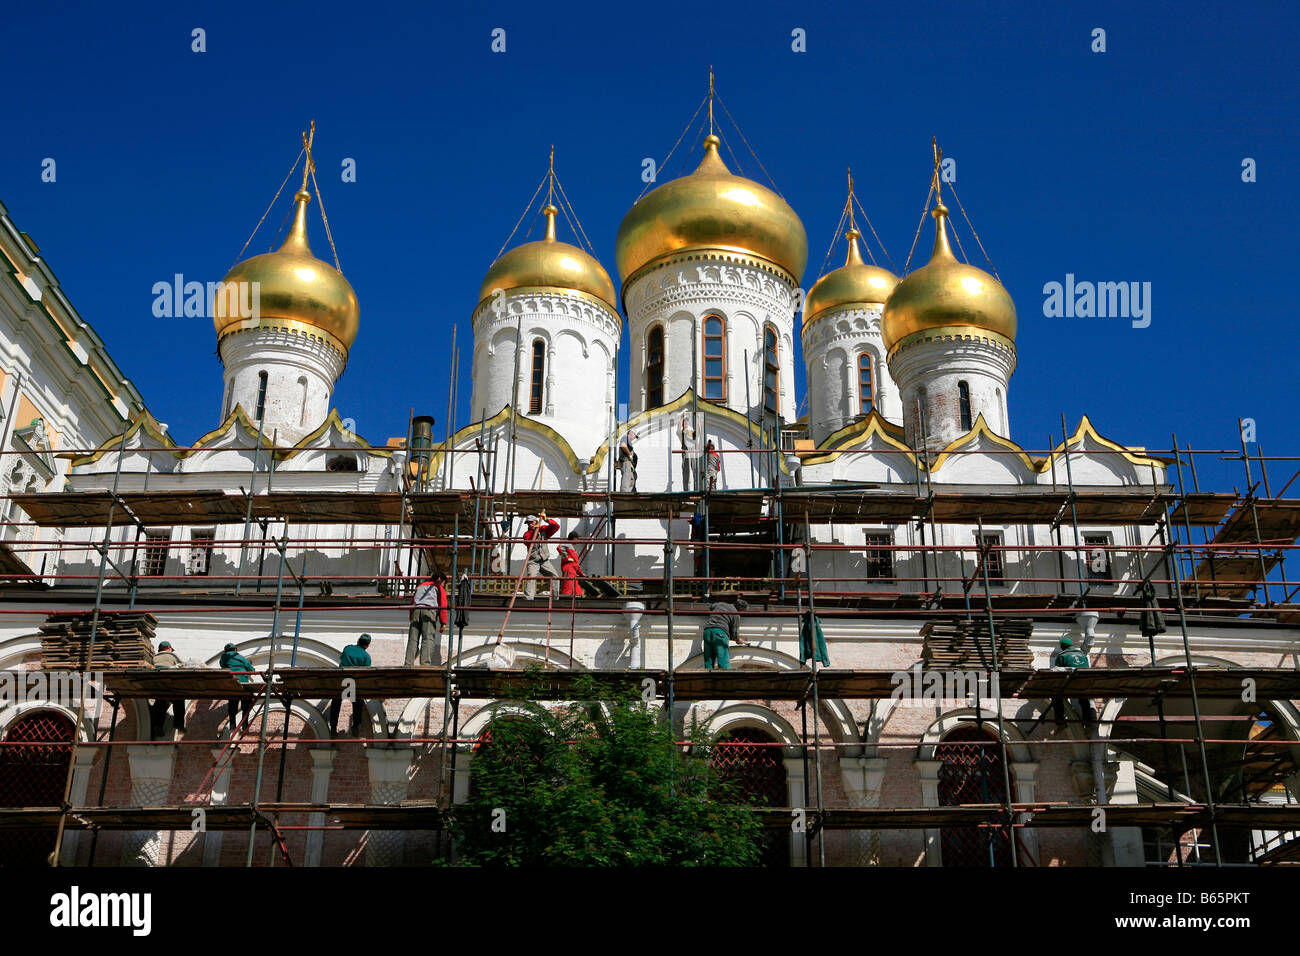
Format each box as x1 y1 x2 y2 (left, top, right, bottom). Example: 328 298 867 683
948 214 970 264
715 91 784 199
554 172 597 258
814 199 851 285
902 180 936 274
946 178 1002 282
852 191 897 274
231 146 305 269
633 95 707 205
678 121 707 179
494 170 550 260
721 133 746 179
308 150 342 273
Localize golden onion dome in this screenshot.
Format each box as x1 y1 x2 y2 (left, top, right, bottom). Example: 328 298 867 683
882 203 1016 355
802 228 899 329
477 204 618 313
615 134 808 287
214 189 359 354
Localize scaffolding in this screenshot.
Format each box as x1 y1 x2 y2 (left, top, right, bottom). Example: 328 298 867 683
0 426 1298 867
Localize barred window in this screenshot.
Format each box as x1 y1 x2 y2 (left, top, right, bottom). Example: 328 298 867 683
703 315 726 401
143 530 170 577
1085 533 1112 582
762 325 779 414
858 354 875 414
978 532 1004 585
863 531 894 580
529 340 545 415
646 326 664 408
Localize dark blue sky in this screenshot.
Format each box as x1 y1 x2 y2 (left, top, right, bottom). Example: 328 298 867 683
3 0 1296 493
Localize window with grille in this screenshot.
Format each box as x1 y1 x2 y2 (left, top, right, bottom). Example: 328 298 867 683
646 326 664 408
529 340 545 415
863 531 894 580
703 315 725 401
1084 533 1112 582
762 326 779 414
143 530 170 577
958 381 972 432
0 710 74 865
188 529 215 576
858 354 875 414
255 371 268 420
937 725 1014 866
978 533 1004 584
711 727 790 866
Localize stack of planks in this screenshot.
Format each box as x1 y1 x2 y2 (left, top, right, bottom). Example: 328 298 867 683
39 611 158 669
920 617 1034 670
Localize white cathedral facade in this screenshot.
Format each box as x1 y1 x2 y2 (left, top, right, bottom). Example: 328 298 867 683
1 118 1296 869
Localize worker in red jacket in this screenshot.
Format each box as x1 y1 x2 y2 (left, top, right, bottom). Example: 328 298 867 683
522 511 560 600
558 531 585 597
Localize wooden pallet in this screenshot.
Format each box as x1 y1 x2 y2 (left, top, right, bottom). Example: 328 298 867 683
38 611 159 669
920 618 1034 670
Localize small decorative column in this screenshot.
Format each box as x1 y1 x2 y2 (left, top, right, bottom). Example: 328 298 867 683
121 745 176 866
365 746 413 866
1106 757 1146 867
838 755 888 865
783 756 808 868
201 747 235 867
306 748 335 867
915 759 944 866
1011 760 1040 865
60 747 98 866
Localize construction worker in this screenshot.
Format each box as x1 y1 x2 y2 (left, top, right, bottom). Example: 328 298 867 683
1051 637 1091 726
407 572 447 666
522 511 560 600
219 643 255 731
558 531 587 597
148 640 186 740
678 412 697 490
329 634 372 737
702 598 748 670
704 440 722 492
617 430 638 492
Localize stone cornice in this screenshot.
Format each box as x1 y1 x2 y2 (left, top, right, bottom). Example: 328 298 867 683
471 288 621 341
624 251 798 319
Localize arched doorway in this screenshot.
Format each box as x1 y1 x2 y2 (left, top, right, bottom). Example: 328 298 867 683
1111 693 1299 864
936 725 1014 867
712 727 790 866
0 710 75 866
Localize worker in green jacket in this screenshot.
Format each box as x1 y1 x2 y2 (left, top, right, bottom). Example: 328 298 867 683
703 599 747 670
330 634 372 737
219 643 255 731
1051 637 1091 726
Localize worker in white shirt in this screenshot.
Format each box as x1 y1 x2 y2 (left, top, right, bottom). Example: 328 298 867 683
407 572 447 666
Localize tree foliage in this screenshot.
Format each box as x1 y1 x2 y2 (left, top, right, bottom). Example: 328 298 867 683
447 674 764 866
